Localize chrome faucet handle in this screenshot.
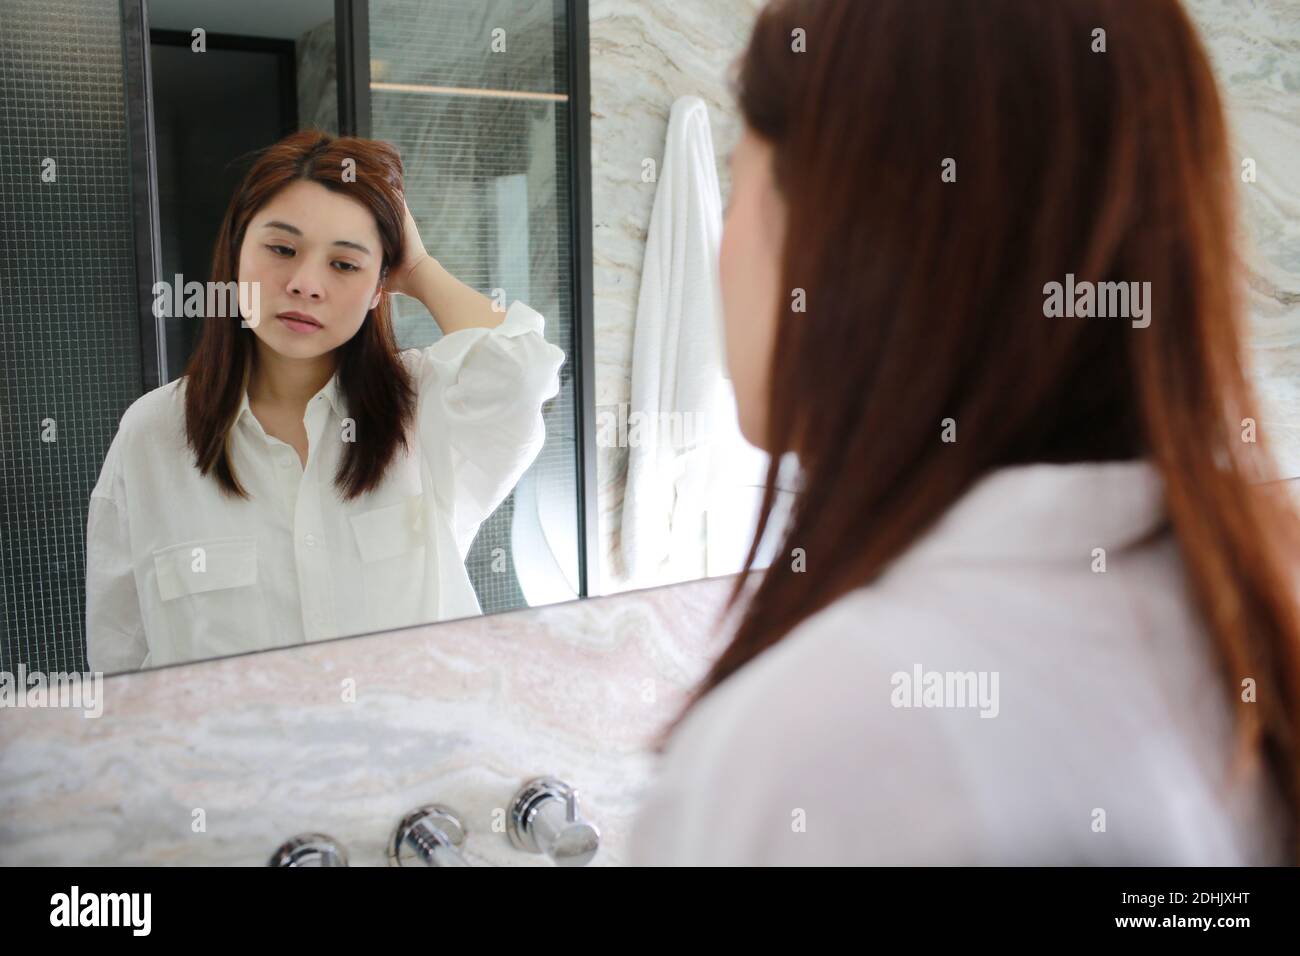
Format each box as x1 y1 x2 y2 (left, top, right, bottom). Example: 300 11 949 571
507 776 601 866
389 804 471 867
269 833 349 867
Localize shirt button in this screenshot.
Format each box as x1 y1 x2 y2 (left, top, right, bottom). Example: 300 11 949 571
303 533 317 548
278 455 293 468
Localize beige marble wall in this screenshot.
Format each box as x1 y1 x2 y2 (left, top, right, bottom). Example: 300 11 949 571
593 0 1300 591
0 572 747 866
1182 0 1300 476
591 0 766 592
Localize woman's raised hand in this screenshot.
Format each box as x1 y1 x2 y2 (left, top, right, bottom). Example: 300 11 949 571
387 196 433 297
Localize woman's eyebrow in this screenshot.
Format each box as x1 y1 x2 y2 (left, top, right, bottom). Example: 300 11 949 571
259 220 372 255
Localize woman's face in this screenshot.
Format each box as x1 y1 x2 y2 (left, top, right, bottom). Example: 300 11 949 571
238 179 386 361
718 126 786 451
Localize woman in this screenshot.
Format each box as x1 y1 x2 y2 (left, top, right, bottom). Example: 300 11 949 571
629 0 1300 864
85 130 565 671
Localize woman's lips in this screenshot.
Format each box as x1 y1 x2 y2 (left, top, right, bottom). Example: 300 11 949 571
276 312 322 334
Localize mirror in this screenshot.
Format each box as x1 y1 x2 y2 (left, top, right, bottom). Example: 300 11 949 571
2 0 590 677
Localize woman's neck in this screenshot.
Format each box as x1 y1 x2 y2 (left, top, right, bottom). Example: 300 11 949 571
247 341 337 409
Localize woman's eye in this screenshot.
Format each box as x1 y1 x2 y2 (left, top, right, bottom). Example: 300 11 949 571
266 245 358 274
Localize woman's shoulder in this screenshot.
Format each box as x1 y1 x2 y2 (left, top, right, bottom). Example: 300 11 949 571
684 586 966 741
103 378 188 469
116 377 186 433
631 586 980 864
635 548 1265 864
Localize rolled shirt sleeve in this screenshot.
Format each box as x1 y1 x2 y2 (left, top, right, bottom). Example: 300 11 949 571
404 300 566 560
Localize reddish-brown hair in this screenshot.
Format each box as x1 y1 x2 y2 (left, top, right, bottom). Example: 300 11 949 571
663 0 1300 859
182 129 415 500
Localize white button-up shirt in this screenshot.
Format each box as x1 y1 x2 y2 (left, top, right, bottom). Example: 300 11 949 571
85 300 565 673
628 460 1291 865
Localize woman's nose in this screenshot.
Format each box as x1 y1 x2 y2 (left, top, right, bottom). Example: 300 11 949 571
286 267 325 299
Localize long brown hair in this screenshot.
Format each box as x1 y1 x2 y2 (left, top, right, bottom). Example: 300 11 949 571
182 129 415 500
663 0 1300 858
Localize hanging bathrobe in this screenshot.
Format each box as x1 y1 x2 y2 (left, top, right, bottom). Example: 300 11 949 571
621 95 729 586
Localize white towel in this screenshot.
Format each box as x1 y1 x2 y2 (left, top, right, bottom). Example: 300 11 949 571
621 95 727 585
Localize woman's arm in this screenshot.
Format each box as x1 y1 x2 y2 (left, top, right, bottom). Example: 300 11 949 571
387 197 565 557
85 492 150 673
387 198 504 335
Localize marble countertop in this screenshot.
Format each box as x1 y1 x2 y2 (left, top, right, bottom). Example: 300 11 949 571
0 573 748 866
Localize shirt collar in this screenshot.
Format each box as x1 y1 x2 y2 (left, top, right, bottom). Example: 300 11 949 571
235 364 347 427
885 459 1168 572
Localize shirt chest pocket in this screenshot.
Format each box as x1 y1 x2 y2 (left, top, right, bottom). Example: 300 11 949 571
347 494 430 632
149 536 270 664
349 493 426 562
154 536 258 599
